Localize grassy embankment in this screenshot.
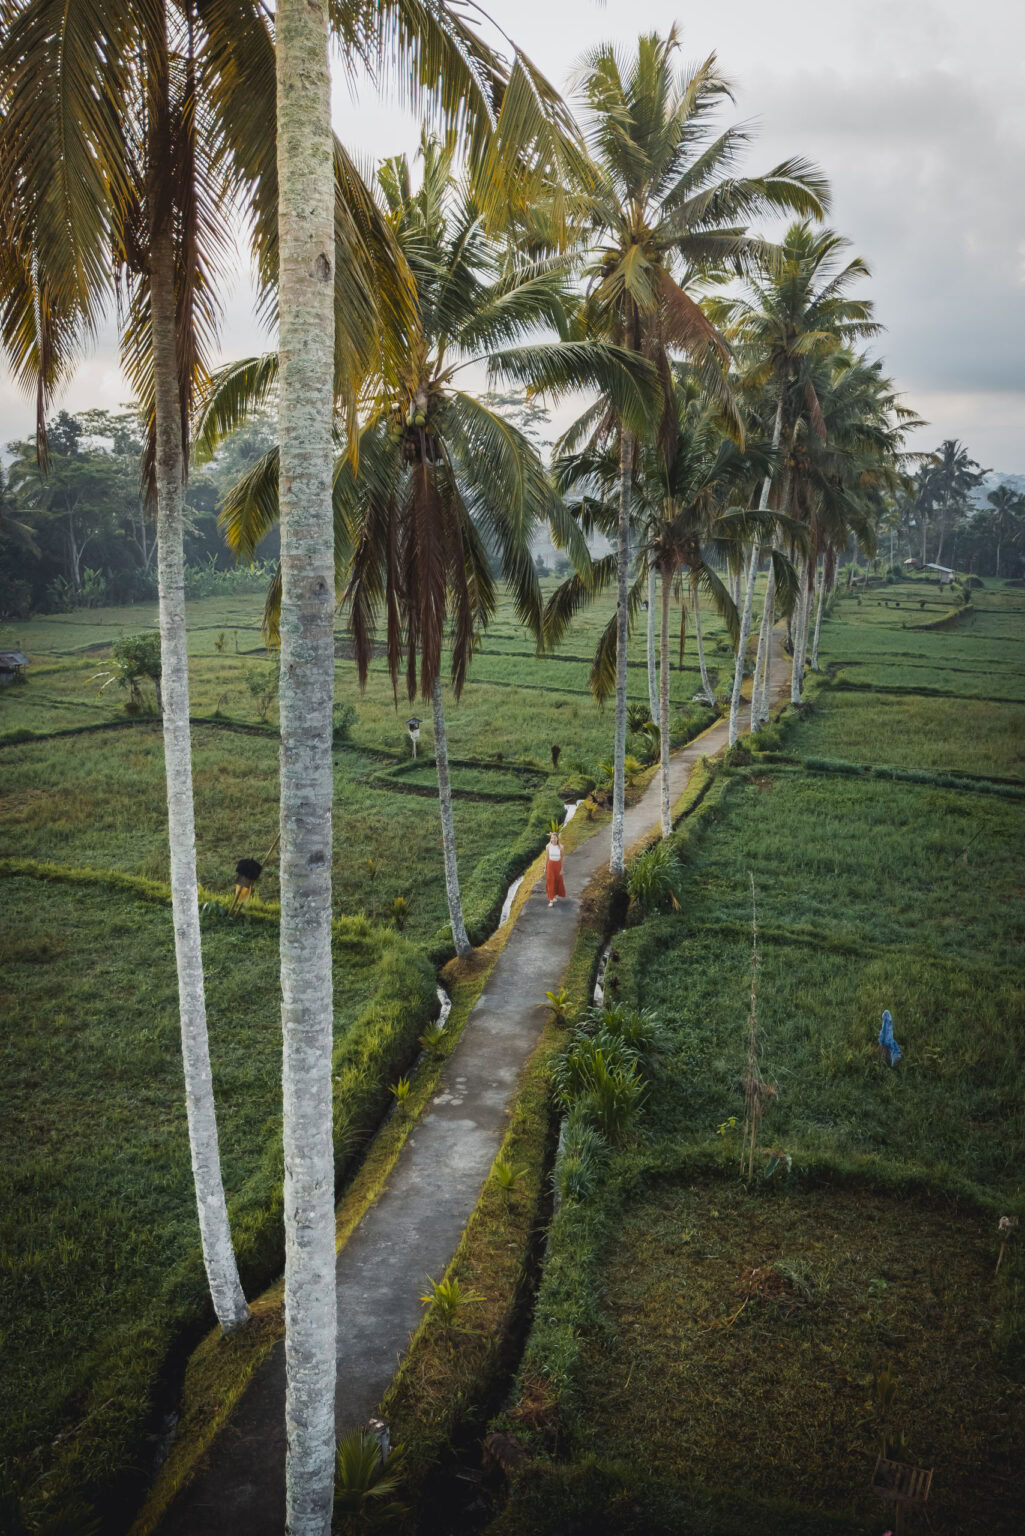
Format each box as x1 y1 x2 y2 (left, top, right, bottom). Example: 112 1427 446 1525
489 579 1025 1536
0 869 436 1532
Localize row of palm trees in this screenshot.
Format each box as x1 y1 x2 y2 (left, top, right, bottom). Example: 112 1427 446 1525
0 10 917 1531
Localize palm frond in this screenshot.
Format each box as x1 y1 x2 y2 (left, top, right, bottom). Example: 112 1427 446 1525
489 342 659 435
194 353 279 463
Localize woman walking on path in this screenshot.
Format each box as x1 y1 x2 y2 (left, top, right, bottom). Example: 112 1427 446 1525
546 829 566 906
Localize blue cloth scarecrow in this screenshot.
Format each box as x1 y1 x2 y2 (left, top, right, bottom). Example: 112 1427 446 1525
878 1009 902 1066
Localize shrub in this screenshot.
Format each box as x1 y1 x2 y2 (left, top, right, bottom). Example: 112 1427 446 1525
554 1108 609 1203
492 1159 529 1192
551 1032 638 1105
572 1051 646 1143
334 1427 406 1524
627 724 660 766
418 1020 446 1055
724 737 753 767
551 1037 646 1143
627 841 682 916
243 663 279 724
95 631 163 713
333 701 357 742
419 1275 486 1327
584 1002 666 1063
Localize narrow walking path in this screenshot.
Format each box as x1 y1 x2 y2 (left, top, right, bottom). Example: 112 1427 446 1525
157 640 790 1534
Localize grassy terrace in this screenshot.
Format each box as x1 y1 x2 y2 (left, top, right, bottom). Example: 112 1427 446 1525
495 578 1025 1536
0 584 729 943
0 575 730 1528
0 872 435 1528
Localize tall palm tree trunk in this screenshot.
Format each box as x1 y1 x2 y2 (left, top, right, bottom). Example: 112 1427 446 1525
809 557 826 670
749 552 767 726
659 567 672 838
729 396 782 745
149 96 249 1337
750 550 776 731
276 4 337 1531
432 674 472 957
756 556 777 728
646 562 659 724
611 429 632 875
790 558 813 703
728 540 760 747
693 580 714 704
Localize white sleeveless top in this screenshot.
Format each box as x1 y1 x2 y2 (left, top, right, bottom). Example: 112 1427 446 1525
548 844 562 861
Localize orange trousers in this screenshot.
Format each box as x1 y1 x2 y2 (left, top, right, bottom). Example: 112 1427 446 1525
546 856 566 900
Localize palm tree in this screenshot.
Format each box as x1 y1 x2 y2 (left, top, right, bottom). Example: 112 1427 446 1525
920 439 986 567
987 485 1024 578
268 17 603 1533
0 0 269 1333
788 350 917 683
547 372 791 833
635 378 754 834
709 221 882 725
274 7 340 1530
3 6 594 1521
205 136 652 958
562 28 826 868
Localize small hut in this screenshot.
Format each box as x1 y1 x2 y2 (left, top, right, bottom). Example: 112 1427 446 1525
0 651 29 686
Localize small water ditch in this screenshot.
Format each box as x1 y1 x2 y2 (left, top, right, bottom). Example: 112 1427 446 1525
591 940 613 1006
410 906 615 1534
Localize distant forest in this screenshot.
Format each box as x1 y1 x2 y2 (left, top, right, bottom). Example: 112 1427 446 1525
1 408 1023 622
0 408 278 619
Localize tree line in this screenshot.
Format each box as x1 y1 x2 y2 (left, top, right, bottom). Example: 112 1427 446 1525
1 7 1012 1533
0 407 277 617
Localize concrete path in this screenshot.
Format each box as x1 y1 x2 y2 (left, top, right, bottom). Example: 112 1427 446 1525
157 644 787 1534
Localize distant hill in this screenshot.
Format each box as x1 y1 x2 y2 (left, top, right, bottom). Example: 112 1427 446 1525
970 470 1025 509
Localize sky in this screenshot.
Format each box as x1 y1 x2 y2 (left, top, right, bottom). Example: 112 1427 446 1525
2 0 1023 470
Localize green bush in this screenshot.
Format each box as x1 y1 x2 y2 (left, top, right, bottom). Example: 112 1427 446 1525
627 840 683 916
333 701 357 742
584 1002 666 1063
334 1427 406 1524
555 1109 609 1203
551 1037 646 1144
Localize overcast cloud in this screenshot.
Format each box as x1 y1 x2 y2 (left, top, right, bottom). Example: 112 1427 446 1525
2 0 1022 468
